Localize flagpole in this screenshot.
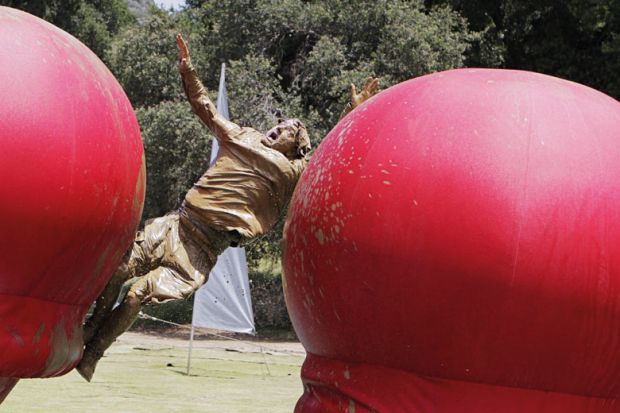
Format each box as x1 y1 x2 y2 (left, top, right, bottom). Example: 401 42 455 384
186 325 195 375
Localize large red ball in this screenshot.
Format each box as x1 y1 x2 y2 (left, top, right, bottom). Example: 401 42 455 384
0 7 144 378
284 69 620 411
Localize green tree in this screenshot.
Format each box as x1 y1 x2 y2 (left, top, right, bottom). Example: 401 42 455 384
226 54 309 137
374 3 473 80
429 0 620 99
106 12 185 107
137 101 212 220
69 2 112 58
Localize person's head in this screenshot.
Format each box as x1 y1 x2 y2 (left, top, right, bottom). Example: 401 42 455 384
262 118 311 160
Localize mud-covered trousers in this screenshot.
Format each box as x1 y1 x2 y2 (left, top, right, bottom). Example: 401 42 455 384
82 210 225 351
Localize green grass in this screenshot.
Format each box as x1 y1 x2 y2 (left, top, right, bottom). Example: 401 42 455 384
2 335 304 412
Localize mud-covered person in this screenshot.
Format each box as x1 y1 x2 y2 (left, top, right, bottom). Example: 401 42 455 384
78 34 379 381
77 34 310 380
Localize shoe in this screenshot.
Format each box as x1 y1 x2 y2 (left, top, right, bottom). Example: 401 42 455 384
75 348 101 382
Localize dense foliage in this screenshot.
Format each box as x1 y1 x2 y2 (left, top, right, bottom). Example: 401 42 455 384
5 0 620 269
430 0 620 98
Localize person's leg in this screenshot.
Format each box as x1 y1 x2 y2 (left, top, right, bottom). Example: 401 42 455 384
76 213 216 382
76 262 202 382
82 226 151 346
82 265 129 345
75 216 171 382
76 279 146 382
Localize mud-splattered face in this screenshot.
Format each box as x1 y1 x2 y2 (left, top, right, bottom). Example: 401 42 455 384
262 119 311 160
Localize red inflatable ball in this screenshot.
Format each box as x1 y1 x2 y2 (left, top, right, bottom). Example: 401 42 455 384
283 69 620 412
0 5 145 391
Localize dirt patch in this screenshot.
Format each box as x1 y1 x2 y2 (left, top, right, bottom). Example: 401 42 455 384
118 329 305 356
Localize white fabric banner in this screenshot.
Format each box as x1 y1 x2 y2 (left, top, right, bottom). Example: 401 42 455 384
191 63 255 334
192 247 254 334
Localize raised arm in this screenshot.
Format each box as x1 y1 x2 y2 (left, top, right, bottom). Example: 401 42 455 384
176 34 240 142
339 76 380 120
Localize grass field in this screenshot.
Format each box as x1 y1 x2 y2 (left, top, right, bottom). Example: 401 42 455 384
2 332 305 413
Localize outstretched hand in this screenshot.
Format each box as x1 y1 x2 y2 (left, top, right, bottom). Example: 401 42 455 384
350 77 380 110
176 33 191 72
